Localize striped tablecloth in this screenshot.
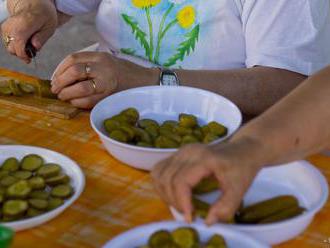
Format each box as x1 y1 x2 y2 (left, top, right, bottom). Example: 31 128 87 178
0 105 329 248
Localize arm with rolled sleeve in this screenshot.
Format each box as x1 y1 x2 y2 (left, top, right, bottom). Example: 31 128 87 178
55 0 101 16
243 0 330 76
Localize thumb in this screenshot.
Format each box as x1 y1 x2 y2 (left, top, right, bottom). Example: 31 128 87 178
31 27 54 51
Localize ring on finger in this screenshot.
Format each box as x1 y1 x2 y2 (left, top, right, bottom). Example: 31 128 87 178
85 63 92 77
90 79 97 94
2 35 15 48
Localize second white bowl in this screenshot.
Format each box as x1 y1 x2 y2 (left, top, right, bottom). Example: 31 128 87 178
171 160 329 245
91 86 242 170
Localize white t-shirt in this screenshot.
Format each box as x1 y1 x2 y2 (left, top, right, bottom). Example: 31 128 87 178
55 0 330 75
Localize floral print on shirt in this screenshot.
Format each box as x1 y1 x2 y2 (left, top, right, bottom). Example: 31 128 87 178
121 0 200 67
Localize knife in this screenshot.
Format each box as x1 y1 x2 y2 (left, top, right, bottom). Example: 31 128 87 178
25 40 38 74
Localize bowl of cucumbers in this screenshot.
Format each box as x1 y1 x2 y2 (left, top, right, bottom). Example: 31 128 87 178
91 86 242 170
103 221 269 248
170 160 329 245
0 145 85 231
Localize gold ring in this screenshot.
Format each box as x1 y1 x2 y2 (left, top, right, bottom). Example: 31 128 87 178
3 35 15 48
85 64 92 76
90 79 97 94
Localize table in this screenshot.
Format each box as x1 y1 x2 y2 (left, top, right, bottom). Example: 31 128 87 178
0 105 329 248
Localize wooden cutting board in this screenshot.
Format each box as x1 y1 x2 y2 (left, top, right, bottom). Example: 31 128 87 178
0 67 80 119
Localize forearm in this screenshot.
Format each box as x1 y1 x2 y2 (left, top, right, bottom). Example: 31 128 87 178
230 66 330 166
176 66 306 116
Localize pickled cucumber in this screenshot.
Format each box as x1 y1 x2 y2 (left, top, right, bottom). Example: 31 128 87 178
28 177 46 190
148 230 173 248
181 135 199 145
12 171 32 180
172 227 199 248
51 184 73 199
173 126 193 136
29 190 49 200
0 176 19 187
192 197 210 219
28 199 48 210
205 234 227 248
259 206 305 224
3 200 28 217
155 136 179 149
1 158 20 172
27 208 44 218
109 130 129 143
207 122 228 138
134 128 152 144
161 121 178 130
45 174 70 186
120 108 139 125
203 133 219 144
104 119 121 133
6 180 32 199
37 164 61 178
236 195 299 224
179 114 198 128
21 154 43 171
138 119 159 129
193 178 218 194
47 197 64 210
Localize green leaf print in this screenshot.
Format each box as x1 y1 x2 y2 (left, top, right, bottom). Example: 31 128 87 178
121 14 150 57
164 24 200 67
120 48 136 55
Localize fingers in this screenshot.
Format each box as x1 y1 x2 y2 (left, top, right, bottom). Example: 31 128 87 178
51 63 97 94
69 92 108 109
205 188 242 225
30 26 54 51
52 52 101 82
58 79 100 101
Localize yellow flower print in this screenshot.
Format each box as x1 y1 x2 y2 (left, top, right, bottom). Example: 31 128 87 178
132 0 161 8
177 5 196 29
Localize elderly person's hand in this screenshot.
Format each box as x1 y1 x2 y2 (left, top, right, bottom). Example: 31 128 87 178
51 51 159 109
1 0 58 63
151 141 263 225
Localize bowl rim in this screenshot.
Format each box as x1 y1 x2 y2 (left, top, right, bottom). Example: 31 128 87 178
0 145 86 230
171 160 329 231
103 220 269 248
90 85 242 153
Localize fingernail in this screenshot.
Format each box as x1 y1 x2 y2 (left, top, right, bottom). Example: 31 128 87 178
185 213 192 224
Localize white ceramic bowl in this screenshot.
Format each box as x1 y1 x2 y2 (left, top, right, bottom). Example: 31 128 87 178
0 145 85 231
171 160 329 245
90 86 242 170
103 221 269 248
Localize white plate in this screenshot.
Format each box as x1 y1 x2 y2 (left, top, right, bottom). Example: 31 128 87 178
0 145 85 231
103 221 269 248
91 86 242 170
171 160 329 245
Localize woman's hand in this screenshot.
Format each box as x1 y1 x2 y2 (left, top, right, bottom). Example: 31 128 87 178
151 141 263 225
1 0 58 63
51 51 159 109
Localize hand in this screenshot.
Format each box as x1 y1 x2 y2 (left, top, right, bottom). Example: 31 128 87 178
51 51 159 109
151 142 263 225
1 0 58 63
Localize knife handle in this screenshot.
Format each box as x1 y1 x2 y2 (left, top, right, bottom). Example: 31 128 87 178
25 40 37 59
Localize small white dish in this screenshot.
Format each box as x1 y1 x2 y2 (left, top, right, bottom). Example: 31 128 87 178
0 145 85 231
170 160 329 245
103 221 269 248
91 86 242 170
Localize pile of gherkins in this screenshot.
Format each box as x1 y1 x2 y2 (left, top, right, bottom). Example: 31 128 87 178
141 227 227 248
103 108 228 148
192 178 306 224
0 77 55 98
0 154 74 222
